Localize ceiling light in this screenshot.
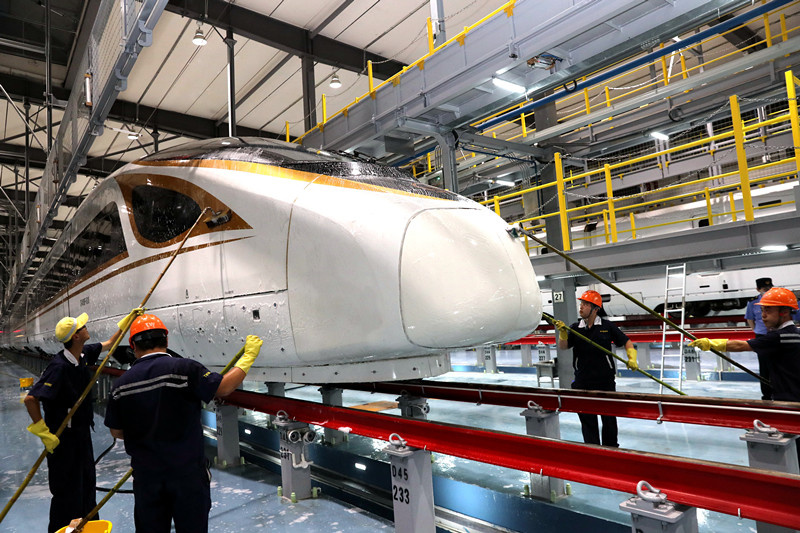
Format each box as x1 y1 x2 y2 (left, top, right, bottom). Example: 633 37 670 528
650 131 669 141
761 244 788 252
127 131 139 140
492 77 525 94
494 179 515 187
329 73 341 89
192 22 207 46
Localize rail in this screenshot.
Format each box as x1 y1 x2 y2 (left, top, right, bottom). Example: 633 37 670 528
337 379 800 434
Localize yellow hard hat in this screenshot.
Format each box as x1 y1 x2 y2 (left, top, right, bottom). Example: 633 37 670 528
55 313 89 343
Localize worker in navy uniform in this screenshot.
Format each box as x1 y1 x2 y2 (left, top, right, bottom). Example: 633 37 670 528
104 314 263 533
692 287 800 462
745 278 800 399
692 287 800 402
554 290 637 447
24 310 139 533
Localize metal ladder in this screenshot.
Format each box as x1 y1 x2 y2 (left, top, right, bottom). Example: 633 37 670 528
658 264 687 393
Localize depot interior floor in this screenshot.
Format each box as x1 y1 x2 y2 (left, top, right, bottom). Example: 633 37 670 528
0 348 771 532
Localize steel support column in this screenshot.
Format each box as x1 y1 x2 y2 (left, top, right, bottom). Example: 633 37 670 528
430 0 446 47
301 55 317 132
521 405 563 501
225 28 237 137
23 98 30 222
384 436 435 533
318 386 345 444
552 276 577 386
431 130 458 193
45 0 52 154
215 403 241 467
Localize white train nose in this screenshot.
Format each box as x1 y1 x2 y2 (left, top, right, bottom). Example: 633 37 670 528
400 207 542 348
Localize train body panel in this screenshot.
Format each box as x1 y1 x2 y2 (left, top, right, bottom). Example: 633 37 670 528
539 264 800 318
4 138 542 382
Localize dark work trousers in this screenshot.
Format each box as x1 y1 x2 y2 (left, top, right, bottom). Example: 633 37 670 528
754 333 773 400
46 427 98 533
132 462 211 533
571 379 619 447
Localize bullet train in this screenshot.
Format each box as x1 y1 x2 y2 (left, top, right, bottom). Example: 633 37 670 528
1 137 542 382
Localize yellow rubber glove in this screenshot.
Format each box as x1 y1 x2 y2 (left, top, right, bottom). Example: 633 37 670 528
689 338 728 352
234 335 263 374
117 307 144 331
27 419 59 453
626 347 638 371
553 319 569 341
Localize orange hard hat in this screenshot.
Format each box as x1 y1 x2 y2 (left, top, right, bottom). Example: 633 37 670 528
757 287 799 310
578 290 603 308
130 314 169 341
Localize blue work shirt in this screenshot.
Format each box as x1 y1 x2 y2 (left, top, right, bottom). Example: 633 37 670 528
29 343 102 431
104 352 222 474
746 294 800 335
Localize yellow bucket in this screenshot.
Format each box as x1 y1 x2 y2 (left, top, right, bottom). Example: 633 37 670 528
19 377 34 388
55 520 112 533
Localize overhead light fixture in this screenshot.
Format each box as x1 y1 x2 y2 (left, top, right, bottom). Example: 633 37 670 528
127 131 139 140
329 72 342 89
761 244 788 252
494 179 515 187
492 77 525 94
650 131 669 141
192 21 207 46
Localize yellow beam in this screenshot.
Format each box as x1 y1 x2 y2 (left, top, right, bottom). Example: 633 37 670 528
555 152 571 251
427 17 434 55
730 95 755 221
785 70 800 176
368 60 375 99
604 164 618 242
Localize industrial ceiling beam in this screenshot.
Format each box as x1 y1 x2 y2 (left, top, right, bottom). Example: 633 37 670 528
165 0 405 80
0 73 284 143
0 142 114 177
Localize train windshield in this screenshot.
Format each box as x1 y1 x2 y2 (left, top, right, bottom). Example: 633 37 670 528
139 138 466 202
281 161 464 201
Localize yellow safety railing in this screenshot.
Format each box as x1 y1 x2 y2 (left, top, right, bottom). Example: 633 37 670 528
293 0 518 146
469 2 797 145
405 2 798 174
484 67 800 255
